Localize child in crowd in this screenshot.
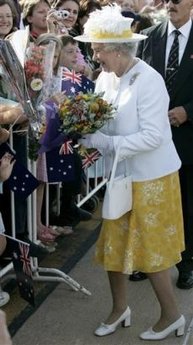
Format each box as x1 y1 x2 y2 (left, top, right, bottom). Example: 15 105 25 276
35 33 66 243
22 0 50 40
35 33 91 236
59 34 79 69
0 126 15 308
0 126 15 256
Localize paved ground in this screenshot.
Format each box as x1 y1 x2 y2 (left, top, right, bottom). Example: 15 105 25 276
11 245 193 345
1 202 193 345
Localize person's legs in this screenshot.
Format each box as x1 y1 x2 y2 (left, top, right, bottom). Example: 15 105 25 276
147 269 181 331
0 310 12 345
94 271 130 336
36 182 45 231
36 183 58 242
105 271 128 324
0 235 6 256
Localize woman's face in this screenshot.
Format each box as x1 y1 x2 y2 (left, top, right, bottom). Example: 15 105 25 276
59 42 77 69
0 4 13 38
58 0 79 29
27 1 50 33
92 43 118 74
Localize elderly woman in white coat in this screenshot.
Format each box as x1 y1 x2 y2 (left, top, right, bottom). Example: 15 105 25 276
76 5 185 342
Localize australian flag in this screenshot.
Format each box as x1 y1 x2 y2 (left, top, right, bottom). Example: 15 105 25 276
59 67 95 95
45 145 75 183
0 143 39 199
6 235 35 306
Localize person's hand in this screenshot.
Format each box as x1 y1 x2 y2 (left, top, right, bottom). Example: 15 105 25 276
47 9 68 35
50 91 67 106
0 310 12 345
79 131 113 151
73 64 92 78
47 9 59 34
168 106 188 127
0 152 15 182
0 128 9 144
0 104 26 125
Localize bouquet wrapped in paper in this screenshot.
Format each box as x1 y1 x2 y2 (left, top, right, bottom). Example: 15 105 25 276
59 92 115 135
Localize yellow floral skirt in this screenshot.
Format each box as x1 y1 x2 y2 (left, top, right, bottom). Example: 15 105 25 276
95 172 185 274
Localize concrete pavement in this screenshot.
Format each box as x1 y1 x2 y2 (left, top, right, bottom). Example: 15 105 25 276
12 246 193 345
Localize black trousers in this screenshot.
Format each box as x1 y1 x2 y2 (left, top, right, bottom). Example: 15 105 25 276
177 164 193 272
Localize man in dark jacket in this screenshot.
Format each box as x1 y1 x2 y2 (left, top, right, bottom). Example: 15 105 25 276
137 0 193 289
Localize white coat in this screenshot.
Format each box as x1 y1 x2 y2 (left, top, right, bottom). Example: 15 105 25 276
95 59 181 182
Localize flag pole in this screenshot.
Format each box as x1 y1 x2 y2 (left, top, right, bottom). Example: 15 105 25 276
2 234 30 246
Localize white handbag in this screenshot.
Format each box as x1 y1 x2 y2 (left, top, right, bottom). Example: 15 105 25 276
102 146 132 220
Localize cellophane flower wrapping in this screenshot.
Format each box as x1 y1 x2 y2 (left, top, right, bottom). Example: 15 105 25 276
24 42 56 160
59 92 115 136
24 42 55 108
0 39 39 130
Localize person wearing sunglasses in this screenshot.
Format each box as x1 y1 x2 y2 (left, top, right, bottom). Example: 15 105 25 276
137 0 193 290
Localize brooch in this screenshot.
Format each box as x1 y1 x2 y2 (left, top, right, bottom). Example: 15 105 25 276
129 72 140 86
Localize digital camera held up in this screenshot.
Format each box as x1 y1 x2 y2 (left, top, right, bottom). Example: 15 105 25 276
54 10 70 20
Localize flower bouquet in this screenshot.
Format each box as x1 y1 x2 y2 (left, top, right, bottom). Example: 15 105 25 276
0 40 39 131
59 92 115 135
24 43 55 107
24 43 56 160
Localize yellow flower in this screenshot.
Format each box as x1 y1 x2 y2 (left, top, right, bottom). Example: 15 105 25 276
89 102 100 113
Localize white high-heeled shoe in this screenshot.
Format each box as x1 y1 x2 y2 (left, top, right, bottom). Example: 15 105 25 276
140 315 185 340
94 306 131 336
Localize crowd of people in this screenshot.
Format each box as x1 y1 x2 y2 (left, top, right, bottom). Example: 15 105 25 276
0 0 193 342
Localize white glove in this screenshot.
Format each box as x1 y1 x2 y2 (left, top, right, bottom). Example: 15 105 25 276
79 131 113 152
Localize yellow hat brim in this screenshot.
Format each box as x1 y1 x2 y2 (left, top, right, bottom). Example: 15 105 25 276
74 33 147 43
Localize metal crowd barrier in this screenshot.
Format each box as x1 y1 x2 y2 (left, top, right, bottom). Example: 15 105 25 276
0 129 108 297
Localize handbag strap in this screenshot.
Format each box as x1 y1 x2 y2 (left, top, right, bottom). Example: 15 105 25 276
109 144 129 189
109 145 120 189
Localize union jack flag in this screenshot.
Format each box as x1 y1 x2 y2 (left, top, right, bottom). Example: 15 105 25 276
19 242 32 277
7 236 35 306
82 149 101 170
62 68 82 86
59 67 95 96
59 140 73 155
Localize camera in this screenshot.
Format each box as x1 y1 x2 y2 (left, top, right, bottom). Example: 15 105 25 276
54 10 70 20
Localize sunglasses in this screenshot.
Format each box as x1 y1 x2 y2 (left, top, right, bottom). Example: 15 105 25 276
164 0 182 4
